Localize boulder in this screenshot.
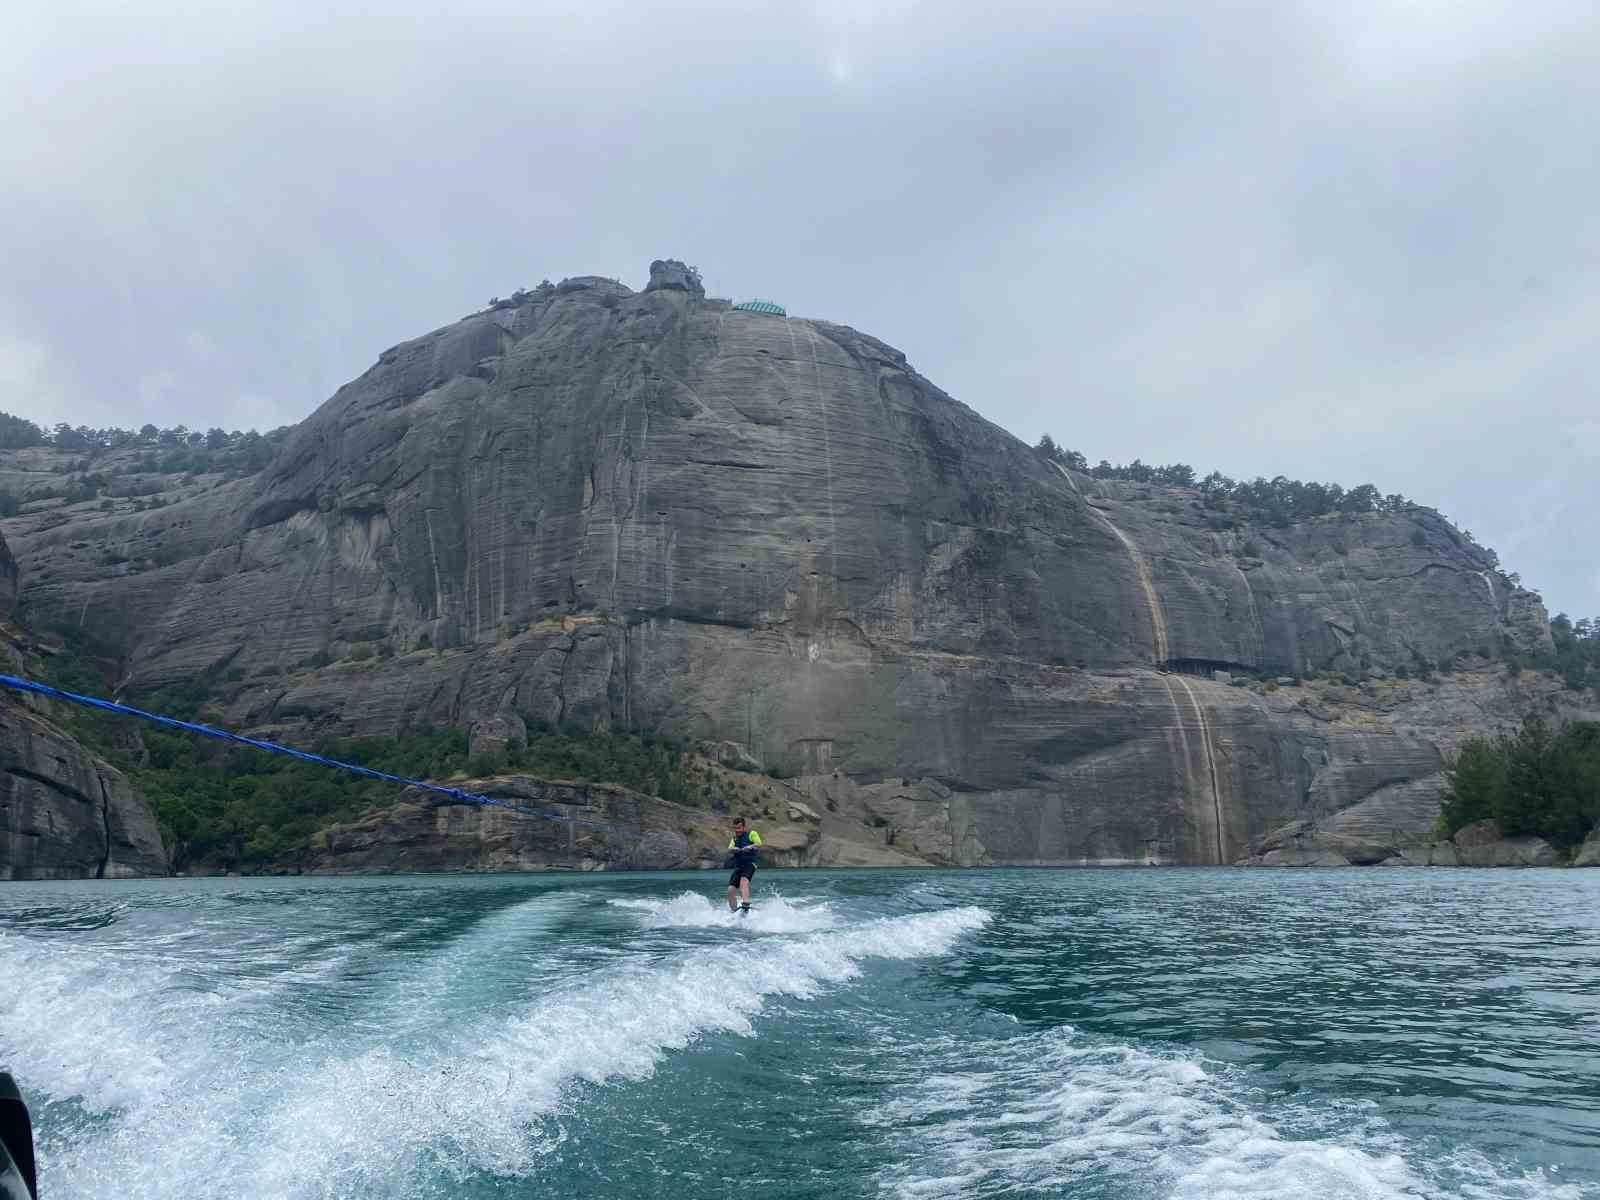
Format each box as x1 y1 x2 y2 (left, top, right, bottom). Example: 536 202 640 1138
753 823 812 863
1240 774 1450 867
1248 846 1352 867
701 740 762 773
1379 841 1459 867
645 259 704 296
468 713 526 761
1451 819 1561 867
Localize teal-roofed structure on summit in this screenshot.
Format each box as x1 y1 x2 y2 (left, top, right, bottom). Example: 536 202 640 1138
734 299 786 316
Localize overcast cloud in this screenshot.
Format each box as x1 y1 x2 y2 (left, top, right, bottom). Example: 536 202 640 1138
2 0 1596 614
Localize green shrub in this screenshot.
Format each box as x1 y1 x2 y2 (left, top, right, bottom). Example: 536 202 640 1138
1440 719 1600 851
468 753 506 778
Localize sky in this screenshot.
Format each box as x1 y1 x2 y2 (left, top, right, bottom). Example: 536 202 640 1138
2 0 1596 616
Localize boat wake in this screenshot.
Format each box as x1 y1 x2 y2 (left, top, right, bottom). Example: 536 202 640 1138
607 890 839 932
870 1026 1592 1200
1 904 988 1199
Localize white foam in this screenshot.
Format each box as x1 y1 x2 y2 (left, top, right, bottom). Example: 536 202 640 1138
872 1027 1592 1200
10 905 988 1199
608 889 838 933
369 893 582 1033
0 931 192 1116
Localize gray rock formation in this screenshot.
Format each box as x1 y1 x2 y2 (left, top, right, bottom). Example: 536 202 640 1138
1240 671 1597 866
645 258 704 296
1449 819 1561 867
0 261 1580 868
0 683 168 880
0 519 169 880
304 768 913 873
0 532 16 617
467 713 526 761
306 777 716 874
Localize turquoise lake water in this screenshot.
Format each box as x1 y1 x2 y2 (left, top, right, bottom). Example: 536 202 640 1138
2 868 1597 1198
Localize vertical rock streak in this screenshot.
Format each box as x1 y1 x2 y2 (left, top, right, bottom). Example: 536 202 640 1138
609 404 627 605
1478 571 1498 612
1170 675 1226 864
1052 464 1169 662
1108 523 1170 663
1160 676 1200 851
1233 563 1266 665
799 323 840 597
423 509 444 621
95 773 112 879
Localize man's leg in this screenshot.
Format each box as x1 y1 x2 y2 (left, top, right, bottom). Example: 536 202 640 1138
727 884 739 911
739 874 752 906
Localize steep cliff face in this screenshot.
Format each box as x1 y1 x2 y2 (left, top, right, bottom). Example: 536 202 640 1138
0 526 168 879
0 261 1565 867
0 699 168 879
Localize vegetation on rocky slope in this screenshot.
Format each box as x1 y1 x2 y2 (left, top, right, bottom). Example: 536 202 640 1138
1539 614 1600 692
1441 717 1600 851
33 638 739 871
1037 434 1423 528
0 413 292 511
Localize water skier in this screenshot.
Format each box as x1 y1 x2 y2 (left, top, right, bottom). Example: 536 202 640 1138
725 816 764 913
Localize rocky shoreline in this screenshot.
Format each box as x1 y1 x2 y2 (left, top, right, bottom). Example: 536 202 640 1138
1245 816 1600 868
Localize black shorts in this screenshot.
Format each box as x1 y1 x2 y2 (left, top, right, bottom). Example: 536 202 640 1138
728 862 756 888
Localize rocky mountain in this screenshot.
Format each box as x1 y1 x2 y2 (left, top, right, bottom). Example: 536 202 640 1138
1 259 1587 870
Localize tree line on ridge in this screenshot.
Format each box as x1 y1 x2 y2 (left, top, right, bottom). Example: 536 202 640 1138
1035 433 1421 528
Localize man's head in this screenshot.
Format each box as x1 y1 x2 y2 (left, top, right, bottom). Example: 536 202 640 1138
732 816 747 833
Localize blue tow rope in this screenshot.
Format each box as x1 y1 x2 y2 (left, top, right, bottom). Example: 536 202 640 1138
0 673 623 834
